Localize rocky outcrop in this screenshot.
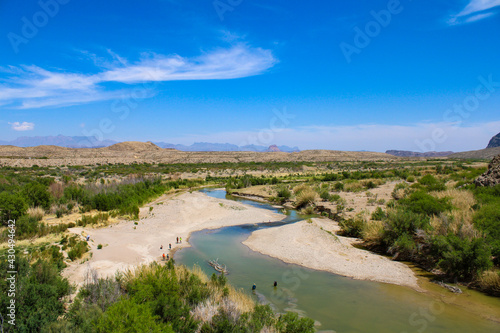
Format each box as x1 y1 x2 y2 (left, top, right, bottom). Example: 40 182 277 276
474 154 500 187
266 145 281 152
487 132 500 148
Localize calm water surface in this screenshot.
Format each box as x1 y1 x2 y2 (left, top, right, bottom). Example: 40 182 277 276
175 189 499 332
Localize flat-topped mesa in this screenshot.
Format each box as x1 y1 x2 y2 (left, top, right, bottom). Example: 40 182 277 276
104 141 163 152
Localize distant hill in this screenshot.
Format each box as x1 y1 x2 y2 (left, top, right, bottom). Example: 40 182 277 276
487 132 500 148
153 141 300 152
448 147 500 160
0 136 300 152
385 150 454 158
0 142 399 167
104 141 165 152
0 135 117 148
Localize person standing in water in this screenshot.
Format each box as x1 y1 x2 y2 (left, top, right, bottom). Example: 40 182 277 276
273 281 277 287
252 283 256 290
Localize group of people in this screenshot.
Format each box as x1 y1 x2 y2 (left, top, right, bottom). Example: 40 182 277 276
252 281 278 290
161 237 182 261
161 242 173 261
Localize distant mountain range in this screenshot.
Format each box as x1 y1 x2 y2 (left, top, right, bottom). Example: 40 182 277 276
0 135 300 152
385 150 455 157
152 141 300 152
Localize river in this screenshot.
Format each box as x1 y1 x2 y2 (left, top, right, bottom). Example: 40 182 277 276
175 189 500 332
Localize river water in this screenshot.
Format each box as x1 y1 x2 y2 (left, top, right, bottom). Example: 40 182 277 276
175 189 500 332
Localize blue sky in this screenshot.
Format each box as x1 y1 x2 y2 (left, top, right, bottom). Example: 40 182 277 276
1 0 499 152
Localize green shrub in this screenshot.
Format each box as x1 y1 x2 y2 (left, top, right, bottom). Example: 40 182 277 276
0 257 70 332
431 235 492 280
382 209 429 255
23 183 52 210
97 244 103 250
418 175 446 191
275 312 315 333
334 182 344 191
276 186 291 200
96 298 173 333
319 189 330 201
339 215 366 238
15 215 40 238
56 208 68 218
371 207 386 221
389 233 417 259
399 191 451 216
365 181 376 189
473 202 500 265
67 239 90 261
329 194 341 202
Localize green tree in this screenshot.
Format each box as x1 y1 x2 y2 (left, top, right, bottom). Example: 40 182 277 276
0 257 70 332
0 192 28 225
23 183 52 210
95 298 173 333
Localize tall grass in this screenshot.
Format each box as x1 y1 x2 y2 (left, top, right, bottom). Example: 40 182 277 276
478 270 500 296
27 206 44 221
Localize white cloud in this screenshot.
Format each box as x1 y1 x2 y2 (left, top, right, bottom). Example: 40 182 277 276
449 0 500 25
9 121 35 131
0 44 277 109
162 121 500 153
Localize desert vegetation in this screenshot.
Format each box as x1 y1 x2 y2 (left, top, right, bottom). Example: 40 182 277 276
222 160 499 296
0 157 498 332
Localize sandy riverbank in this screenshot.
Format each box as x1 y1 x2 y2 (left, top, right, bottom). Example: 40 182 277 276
243 218 420 289
63 191 284 286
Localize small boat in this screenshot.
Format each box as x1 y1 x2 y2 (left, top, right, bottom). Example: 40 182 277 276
208 258 228 274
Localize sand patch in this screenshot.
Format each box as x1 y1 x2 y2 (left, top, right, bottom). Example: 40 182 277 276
243 218 419 289
63 191 284 286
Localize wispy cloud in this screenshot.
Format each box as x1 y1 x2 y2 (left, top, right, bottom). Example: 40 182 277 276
9 121 34 131
448 0 500 25
0 44 277 109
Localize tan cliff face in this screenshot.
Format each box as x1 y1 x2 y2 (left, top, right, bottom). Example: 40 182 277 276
0 141 398 167
474 154 500 187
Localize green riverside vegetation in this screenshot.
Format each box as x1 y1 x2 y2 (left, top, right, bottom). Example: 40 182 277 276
0 158 498 332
